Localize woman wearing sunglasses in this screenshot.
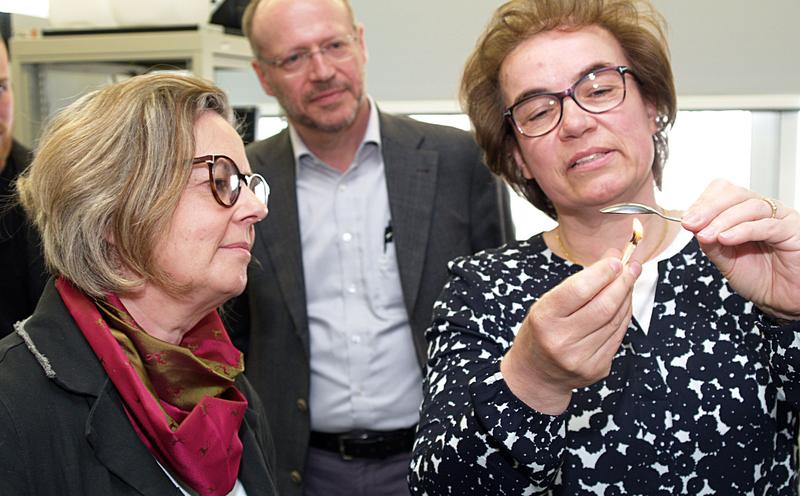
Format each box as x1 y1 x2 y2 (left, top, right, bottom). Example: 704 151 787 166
411 0 800 494
0 73 275 495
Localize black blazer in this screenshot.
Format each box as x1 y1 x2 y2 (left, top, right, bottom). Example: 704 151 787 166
0 140 47 336
0 282 278 496
225 112 513 496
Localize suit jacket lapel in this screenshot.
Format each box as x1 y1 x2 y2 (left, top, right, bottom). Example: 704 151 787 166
380 113 438 315
251 131 309 351
252 118 438 347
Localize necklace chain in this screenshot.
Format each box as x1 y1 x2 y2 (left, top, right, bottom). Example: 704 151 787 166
555 212 671 265
554 229 584 265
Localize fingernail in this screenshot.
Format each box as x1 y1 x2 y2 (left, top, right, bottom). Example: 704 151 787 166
718 230 733 241
609 258 622 273
682 211 699 225
697 226 717 241
628 261 642 277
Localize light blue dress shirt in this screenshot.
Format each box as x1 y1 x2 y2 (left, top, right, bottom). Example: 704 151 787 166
290 99 423 432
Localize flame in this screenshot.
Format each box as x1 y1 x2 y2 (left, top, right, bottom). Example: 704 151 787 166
631 218 643 245
621 218 644 265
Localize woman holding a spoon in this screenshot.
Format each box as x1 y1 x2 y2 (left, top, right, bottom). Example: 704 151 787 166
410 0 800 494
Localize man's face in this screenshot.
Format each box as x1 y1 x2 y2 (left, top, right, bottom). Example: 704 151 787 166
249 0 368 134
0 40 14 166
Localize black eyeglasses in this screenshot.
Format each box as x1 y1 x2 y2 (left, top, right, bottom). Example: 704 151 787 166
191 155 269 208
504 66 634 138
259 34 359 74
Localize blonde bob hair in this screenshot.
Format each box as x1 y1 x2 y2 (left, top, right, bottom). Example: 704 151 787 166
17 73 234 298
462 0 676 219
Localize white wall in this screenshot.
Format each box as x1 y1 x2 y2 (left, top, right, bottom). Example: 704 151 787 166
11 1 800 110
655 0 800 98
222 0 800 107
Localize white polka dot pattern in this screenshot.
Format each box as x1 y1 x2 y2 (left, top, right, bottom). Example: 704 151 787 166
410 234 800 495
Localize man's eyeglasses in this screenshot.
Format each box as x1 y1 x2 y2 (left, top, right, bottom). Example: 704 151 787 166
192 155 269 208
259 35 358 74
504 66 634 138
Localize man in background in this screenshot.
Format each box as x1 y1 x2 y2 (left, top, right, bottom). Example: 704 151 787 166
227 0 514 494
0 36 46 336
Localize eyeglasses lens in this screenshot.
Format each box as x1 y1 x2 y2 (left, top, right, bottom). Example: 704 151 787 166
513 68 626 137
212 156 240 206
574 70 626 112
249 175 270 206
277 36 356 73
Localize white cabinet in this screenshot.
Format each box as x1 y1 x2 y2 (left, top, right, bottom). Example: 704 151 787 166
10 25 252 147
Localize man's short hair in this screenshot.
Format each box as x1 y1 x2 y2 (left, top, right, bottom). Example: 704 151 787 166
242 0 356 57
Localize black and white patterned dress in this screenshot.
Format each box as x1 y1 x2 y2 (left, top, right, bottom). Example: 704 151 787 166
410 234 800 495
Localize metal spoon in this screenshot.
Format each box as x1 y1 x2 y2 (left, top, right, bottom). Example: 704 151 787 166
600 202 683 222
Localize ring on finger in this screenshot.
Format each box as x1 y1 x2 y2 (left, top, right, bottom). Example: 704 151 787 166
761 197 778 219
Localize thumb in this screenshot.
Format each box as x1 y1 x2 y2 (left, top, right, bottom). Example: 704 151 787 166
602 247 641 280
698 239 733 274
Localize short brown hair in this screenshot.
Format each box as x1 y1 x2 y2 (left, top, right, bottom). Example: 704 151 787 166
242 0 356 57
16 73 233 297
462 0 676 219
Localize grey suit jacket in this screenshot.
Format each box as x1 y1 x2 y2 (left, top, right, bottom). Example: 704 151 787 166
226 111 513 496
0 281 278 496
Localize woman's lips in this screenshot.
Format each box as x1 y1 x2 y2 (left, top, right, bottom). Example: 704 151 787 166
572 152 607 166
568 150 614 170
221 242 251 254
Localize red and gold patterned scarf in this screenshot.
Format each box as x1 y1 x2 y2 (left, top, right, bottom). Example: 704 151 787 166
56 277 247 495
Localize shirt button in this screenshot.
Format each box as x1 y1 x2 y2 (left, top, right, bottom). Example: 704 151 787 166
347 284 356 294
290 470 302 484
296 398 308 413
338 184 347 192
351 335 361 344
342 232 352 242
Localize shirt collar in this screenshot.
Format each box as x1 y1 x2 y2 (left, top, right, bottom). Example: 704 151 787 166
289 96 381 169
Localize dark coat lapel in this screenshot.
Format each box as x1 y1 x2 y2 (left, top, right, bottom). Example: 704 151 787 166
380 113 438 316
251 131 309 352
86 385 181 495
23 282 274 495
88 390 273 495
23 283 179 495
236 413 274 494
